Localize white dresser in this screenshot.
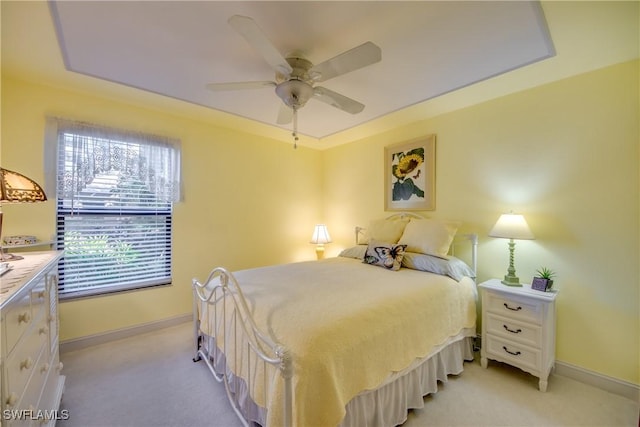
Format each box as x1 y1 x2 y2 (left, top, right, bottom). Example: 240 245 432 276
479 278 558 392
1 251 66 426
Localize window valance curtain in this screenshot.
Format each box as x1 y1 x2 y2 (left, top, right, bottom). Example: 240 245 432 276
46 118 182 209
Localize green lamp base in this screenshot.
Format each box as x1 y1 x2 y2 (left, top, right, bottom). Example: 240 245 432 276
501 275 523 287
501 238 523 286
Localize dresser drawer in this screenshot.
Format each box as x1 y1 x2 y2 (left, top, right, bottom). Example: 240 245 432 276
15 344 48 416
484 291 544 324
38 350 64 415
4 294 32 355
4 318 49 403
486 313 542 349
46 276 59 354
31 284 48 323
485 335 541 373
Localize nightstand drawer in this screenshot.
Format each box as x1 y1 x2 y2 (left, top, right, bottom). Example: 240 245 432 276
485 335 541 373
486 313 542 348
484 291 543 324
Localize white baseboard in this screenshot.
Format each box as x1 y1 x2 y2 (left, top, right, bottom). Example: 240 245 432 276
60 313 192 353
475 334 638 402
554 361 639 402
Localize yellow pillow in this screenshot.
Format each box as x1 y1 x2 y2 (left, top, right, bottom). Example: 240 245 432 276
398 219 459 258
361 217 410 244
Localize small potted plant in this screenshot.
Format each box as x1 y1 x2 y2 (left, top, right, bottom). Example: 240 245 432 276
532 267 555 291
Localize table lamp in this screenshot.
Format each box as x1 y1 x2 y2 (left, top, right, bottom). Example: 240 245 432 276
489 212 534 286
0 168 48 261
310 224 331 260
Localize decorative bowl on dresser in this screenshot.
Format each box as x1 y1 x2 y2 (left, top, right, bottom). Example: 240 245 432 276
1 251 66 425
479 278 558 392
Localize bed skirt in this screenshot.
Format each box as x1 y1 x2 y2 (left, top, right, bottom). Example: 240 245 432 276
340 330 474 427
200 328 475 427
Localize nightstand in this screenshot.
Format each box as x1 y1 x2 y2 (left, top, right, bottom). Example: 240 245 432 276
479 278 557 392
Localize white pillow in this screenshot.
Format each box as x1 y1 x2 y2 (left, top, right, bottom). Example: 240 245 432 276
398 219 459 259
402 252 474 281
338 245 367 259
360 217 410 244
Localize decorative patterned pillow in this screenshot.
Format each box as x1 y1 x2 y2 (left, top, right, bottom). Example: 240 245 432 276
363 240 407 271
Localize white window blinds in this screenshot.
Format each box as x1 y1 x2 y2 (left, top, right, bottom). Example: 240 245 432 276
53 119 181 298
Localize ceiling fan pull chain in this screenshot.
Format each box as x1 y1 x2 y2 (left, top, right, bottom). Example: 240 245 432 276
292 107 299 149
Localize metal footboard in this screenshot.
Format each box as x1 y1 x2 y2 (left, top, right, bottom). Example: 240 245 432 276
192 267 293 427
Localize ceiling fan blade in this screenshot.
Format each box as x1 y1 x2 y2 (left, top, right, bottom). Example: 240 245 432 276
310 42 381 82
276 103 293 124
228 15 293 76
206 81 276 91
313 87 365 114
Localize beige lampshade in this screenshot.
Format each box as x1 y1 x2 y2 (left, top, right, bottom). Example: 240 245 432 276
310 224 332 244
0 168 47 261
0 168 47 203
489 213 534 240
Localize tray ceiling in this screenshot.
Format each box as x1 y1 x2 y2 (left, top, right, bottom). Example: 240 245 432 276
48 1 555 140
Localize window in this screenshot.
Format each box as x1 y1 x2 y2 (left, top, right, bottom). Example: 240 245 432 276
53 120 181 299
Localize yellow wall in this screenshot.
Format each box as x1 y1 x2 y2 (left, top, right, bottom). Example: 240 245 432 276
1 77 323 341
323 60 639 385
2 60 638 386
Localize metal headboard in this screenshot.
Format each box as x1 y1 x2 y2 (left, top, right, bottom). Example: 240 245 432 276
355 213 478 279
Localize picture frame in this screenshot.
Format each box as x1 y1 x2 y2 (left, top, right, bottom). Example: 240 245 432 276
531 277 552 292
384 135 436 211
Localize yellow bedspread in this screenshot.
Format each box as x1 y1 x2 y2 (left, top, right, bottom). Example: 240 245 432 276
199 257 476 427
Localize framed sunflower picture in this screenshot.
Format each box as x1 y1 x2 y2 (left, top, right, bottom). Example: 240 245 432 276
384 135 436 211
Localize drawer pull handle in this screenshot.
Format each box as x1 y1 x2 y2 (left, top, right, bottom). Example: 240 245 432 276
39 326 49 335
6 392 18 407
20 357 34 370
503 325 522 334
503 303 522 311
41 363 50 374
18 311 31 323
502 346 522 356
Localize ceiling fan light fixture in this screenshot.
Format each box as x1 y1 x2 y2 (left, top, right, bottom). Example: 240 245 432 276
210 15 381 147
275 79 314 109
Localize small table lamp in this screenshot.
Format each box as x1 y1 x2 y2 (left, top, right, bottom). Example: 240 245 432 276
489 212 534 286
310 224 331 260
0 168 48 261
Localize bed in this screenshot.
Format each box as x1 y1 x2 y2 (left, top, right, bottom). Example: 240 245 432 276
192 213 478 427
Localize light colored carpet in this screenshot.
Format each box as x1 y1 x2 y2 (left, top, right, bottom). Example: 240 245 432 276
58 322 638 427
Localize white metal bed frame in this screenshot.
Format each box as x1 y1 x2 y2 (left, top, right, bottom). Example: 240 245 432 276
192 267 293 427
192 213 477 427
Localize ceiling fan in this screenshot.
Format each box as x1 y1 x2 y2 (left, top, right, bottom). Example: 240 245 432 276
207 15 382 141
